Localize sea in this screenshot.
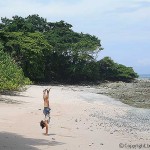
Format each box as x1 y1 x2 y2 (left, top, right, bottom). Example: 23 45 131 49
139 74 150 80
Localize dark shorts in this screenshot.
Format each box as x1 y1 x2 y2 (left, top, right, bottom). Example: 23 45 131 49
43 107 51 116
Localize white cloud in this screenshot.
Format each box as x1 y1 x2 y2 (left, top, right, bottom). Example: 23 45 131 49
138 59 150 66
0 0 121 18
1 0 149 27
0 0 149 74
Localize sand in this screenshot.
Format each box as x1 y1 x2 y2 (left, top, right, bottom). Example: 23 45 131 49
0 85 150 150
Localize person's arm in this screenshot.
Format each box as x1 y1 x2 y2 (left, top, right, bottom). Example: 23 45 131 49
47 88 51 99
43 90 46 100
48 100 50 108
44 121 48 135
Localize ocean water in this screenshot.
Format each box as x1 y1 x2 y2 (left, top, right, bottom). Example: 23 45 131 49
139 74 150 79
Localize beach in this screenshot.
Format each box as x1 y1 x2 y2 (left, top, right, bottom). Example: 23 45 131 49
0 84 150 150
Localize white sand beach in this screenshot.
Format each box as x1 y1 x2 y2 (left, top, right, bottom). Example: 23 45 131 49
0 85 150 150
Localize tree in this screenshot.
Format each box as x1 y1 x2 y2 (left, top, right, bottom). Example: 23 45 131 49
1 31 52 81
0 15 138 83
0 42 31 91
0 15 103 82
0 14 47 32
98 57 138 82
44 20 103 82
116 64 139 82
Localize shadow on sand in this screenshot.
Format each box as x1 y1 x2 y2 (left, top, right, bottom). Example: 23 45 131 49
0 90 33 104
0 132 65 150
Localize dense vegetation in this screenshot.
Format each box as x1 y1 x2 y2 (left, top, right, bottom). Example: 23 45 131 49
98 57 138 82
0 42 31 91
0 14 138 90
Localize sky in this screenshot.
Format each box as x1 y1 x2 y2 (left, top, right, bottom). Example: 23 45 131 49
0 0 150 74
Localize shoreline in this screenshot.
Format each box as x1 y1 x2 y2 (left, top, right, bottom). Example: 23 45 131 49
0 84 150 150
95 79 150 109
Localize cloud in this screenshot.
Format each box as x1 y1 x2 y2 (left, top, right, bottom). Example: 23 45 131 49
1 0 149 26
0 0 149 74
0 0 120 18
114 1 150 13
137 59 150 66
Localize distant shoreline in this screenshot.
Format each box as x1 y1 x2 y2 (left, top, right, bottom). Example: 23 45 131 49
138 74 150 79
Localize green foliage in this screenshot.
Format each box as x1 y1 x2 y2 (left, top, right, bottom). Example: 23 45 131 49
44 20 102 82
0 15 47 32
98 57 139 82
0 15 102 82
1 31 52 81
44 21 102 57
0 14 138 84
0 48 31 91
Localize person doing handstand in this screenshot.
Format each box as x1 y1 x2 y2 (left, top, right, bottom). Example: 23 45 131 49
40 88 51 135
